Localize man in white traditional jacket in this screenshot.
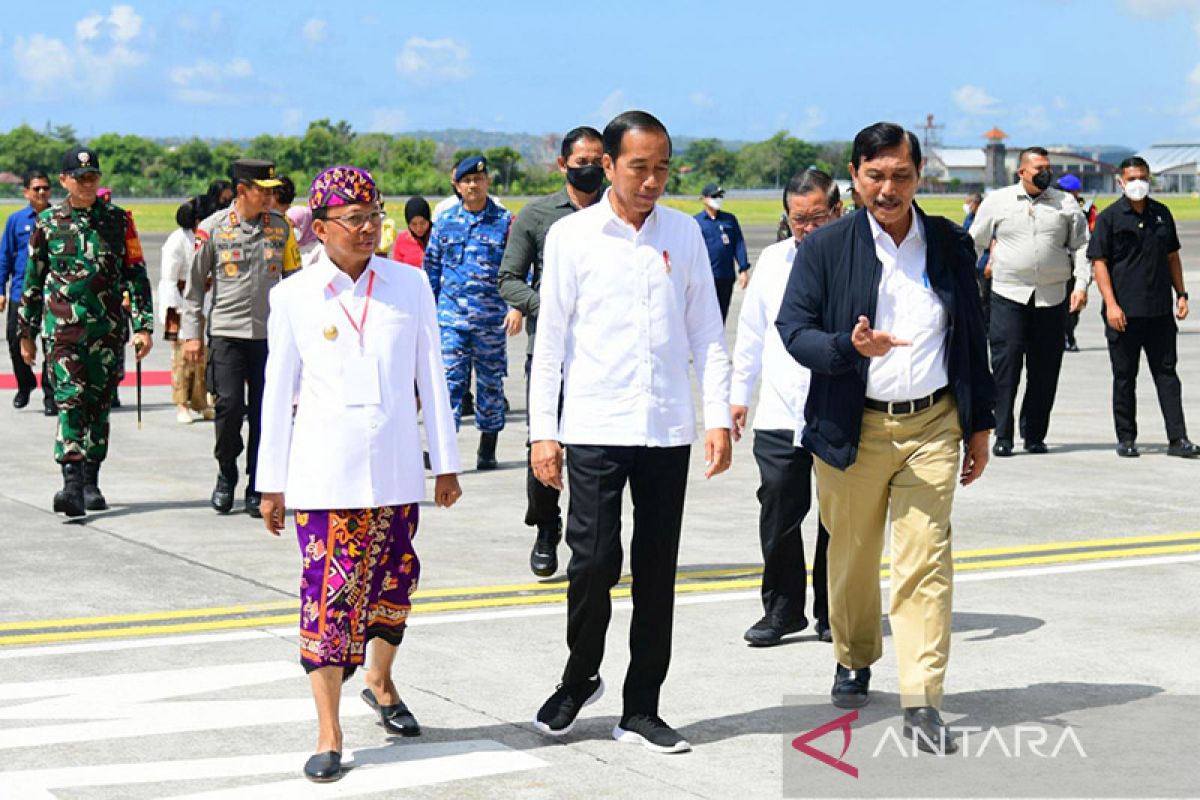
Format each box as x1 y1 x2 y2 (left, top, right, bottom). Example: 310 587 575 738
255 165 462 784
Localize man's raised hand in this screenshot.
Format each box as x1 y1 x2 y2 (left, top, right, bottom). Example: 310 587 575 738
851 315 911 358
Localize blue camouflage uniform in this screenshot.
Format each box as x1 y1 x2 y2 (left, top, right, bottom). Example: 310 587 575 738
423 197 512 432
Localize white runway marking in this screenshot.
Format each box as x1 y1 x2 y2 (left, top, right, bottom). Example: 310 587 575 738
0 740 546 800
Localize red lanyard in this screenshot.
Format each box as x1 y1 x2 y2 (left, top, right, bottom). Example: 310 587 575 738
328 270 375 346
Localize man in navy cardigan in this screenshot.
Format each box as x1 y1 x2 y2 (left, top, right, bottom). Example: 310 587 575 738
776 122 994 755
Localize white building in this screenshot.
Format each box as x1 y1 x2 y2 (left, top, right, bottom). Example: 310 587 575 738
1136 144 1200 193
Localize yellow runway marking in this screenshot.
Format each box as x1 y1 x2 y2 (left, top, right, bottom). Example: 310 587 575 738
2 532 1197 646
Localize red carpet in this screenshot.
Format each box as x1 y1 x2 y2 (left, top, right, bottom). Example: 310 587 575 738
0 370 173 390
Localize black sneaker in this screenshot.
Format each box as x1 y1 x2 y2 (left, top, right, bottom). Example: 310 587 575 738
613 713 692 754
743 614 807 647
831 664 871 708
534 676 604 736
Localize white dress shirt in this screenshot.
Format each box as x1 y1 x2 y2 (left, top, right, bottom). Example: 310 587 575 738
156 227 194 327
256 253 461 509
529 191 732 446
968 183 1091 307
731 237 811 432
865 211 949 402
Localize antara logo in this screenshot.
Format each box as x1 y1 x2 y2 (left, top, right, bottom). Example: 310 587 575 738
791 709 859 778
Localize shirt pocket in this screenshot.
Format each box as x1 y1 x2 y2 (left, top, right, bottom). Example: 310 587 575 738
214 243 246 281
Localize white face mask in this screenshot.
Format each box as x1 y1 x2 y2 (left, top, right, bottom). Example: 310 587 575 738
705 197 723 211
1123 179 1150 202
962 203 972 216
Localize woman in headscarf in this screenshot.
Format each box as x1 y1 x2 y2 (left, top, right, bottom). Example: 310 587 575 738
390 196 432 268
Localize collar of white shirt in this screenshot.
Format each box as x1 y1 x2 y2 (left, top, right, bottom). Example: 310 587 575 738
596 188 661 237
865 206 925 252
311 253 392 291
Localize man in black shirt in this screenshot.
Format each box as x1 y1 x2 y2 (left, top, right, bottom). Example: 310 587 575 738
1088 156 1198 458
498 126 605 576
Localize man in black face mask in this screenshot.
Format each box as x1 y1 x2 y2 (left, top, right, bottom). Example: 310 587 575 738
499 126 605 577
969 146 1090 457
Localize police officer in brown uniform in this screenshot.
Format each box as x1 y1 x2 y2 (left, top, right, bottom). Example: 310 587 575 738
181 159 299 517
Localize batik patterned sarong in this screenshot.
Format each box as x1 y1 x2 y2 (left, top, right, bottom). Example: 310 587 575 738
295 504 420 672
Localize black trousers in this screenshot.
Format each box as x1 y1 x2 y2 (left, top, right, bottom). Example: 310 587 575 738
562 444 690 717
714 277 735 322
5 303 38 395
1064 277 1080 347
976 273 992 335
207 336 268 484
1107 314 1187 443
752 430 829 628
989 293 1067 444
523 353 561 530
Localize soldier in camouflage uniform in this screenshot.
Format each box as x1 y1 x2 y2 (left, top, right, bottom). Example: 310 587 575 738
423 155 517 470
182 158 299 518
18 148 154 518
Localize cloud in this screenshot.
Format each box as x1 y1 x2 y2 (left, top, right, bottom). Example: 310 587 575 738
689 91 713 109
367 107 410 132
952 84 1001 116
1016 104 1051 133
170 58 256 105
12 5 145 99
1122 0 1200 15
76 13 104 42
596 89 628 123
1077 110 1102 134
395 37 471 81
790 106 827 138
302 18 326 44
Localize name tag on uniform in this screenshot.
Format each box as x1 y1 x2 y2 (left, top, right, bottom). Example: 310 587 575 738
720 231 731 246
343 353 381 406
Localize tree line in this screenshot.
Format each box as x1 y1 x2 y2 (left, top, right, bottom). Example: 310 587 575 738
0 120 849 198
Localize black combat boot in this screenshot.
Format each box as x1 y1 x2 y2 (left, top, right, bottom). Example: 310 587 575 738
53 462 86 518
477 432 499 470
83 461 108 511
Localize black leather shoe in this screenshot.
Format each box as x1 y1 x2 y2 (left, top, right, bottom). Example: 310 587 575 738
12 389 30 409
476 431 498 470
1116 441 1139 458
245 489 262 518
110 394 121 409
1023 441 1048 454
815 623 833 643
831 664 870 708
992 440 1013 457
530 522 561 577
903 706 957 754
1064 341 1079 353
211 474 235 514
43 403 57 417
361 688 421 736
744 614 807 647
303 751 342 782
1167 438 1200 458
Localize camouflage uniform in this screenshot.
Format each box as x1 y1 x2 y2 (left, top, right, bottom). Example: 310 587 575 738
423 197 512 432
18 199 153 463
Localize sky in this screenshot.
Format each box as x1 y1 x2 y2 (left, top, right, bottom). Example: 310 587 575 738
1 0 1198 150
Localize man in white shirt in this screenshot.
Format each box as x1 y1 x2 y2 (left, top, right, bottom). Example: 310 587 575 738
255 166 463 783
528 111 733 754
731 169 842 648
777 123 994 754
968 147 1090 456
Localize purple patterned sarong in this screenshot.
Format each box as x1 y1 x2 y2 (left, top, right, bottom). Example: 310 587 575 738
295 504 420 672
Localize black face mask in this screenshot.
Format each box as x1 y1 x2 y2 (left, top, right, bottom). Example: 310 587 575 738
566 164 605 194
1032 170 1053 192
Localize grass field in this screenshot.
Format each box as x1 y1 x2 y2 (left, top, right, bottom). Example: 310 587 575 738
2 194 1198 233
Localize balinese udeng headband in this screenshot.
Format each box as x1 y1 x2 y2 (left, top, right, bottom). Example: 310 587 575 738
308 165 380 210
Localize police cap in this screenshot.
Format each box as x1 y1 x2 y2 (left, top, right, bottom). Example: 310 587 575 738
231 158 282 188
454 155 488 182
62 148 102 177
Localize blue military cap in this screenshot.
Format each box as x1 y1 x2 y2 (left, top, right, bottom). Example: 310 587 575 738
454 155 487 182
1057 173 1082 193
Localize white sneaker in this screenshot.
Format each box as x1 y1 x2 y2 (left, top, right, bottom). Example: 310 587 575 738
176 409 194 425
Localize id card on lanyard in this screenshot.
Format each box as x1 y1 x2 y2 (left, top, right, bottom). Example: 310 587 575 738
329 271 381 406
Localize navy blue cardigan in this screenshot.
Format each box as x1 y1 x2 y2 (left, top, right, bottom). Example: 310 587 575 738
775 206 996 470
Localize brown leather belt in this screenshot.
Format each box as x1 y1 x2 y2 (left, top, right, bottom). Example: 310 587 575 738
863 386 949 415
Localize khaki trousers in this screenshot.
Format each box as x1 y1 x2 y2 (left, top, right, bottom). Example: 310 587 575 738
814 394 961 709
171 338 209 411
